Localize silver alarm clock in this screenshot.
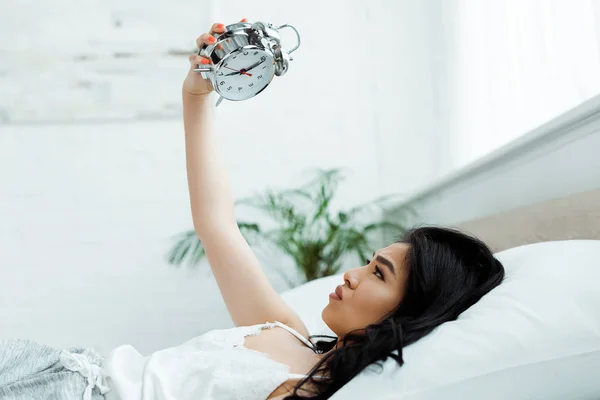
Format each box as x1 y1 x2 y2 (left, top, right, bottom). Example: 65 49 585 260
193 21 300 106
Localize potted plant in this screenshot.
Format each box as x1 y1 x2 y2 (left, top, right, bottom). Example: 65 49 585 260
166 168 415 287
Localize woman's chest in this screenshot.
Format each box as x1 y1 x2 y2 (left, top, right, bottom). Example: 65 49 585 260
241 329 321 399
242 328 319 375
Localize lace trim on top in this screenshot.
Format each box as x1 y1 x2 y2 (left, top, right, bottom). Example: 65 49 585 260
234 321 326 380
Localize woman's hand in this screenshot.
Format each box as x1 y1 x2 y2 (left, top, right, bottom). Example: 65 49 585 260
183 18 248 98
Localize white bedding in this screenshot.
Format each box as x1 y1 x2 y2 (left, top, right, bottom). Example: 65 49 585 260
282 240 600 400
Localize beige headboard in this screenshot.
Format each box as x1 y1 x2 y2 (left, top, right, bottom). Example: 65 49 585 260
454 187 600 253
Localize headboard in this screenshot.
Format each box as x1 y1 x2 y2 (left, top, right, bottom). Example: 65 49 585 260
386 92 600 252
454 187 600 252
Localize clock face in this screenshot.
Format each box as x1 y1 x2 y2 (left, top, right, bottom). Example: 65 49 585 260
214 47 275 101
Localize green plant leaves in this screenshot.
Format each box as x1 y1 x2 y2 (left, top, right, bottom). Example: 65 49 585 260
166 168 415 286
166 230 206 268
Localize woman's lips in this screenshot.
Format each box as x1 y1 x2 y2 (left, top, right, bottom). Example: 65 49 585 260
329 285 344 300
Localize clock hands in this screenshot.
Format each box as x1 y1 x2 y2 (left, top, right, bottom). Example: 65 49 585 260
244 59 266 73
223 59 266 77
224 66 253 77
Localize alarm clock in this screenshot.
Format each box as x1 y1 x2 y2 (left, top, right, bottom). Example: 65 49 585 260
193 21 300 106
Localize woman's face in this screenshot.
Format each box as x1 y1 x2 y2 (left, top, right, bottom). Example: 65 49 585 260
322 243 409 339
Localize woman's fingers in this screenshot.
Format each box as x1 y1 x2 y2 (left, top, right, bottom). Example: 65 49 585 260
209 22 226 35
189 55 211 66
196 22 227 50
195 19 246 53
196 33 216 48
196 18 247 45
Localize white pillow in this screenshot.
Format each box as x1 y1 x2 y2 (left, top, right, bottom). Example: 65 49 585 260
281 240 600 400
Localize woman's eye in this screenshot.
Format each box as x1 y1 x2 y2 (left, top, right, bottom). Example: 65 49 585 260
366 259 384 280
374 266 384 281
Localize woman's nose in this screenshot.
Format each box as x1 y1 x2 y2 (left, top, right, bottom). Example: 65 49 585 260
343 268 360 290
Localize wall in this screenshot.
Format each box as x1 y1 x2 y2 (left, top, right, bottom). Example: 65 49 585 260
435 0 600 172
0 0 210 122
386 92 600 227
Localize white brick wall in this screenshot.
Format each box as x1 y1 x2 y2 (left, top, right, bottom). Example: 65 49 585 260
0 0 211 122
0 0 444 354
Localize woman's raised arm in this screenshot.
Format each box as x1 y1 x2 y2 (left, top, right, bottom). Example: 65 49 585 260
180 21 309 336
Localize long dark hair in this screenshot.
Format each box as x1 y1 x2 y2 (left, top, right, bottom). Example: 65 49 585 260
284 226 505 399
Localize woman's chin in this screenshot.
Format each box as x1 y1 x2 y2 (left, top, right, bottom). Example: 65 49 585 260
321 305 330 321
321 303 338 324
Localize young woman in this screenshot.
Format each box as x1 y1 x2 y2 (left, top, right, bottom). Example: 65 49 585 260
0 20 505 400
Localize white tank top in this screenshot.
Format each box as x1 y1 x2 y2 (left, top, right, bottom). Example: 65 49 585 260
103 321 325 400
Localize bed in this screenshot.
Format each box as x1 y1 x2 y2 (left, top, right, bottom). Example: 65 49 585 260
283 93 600 399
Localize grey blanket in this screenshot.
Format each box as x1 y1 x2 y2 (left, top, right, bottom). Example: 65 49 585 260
0 339 109 400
